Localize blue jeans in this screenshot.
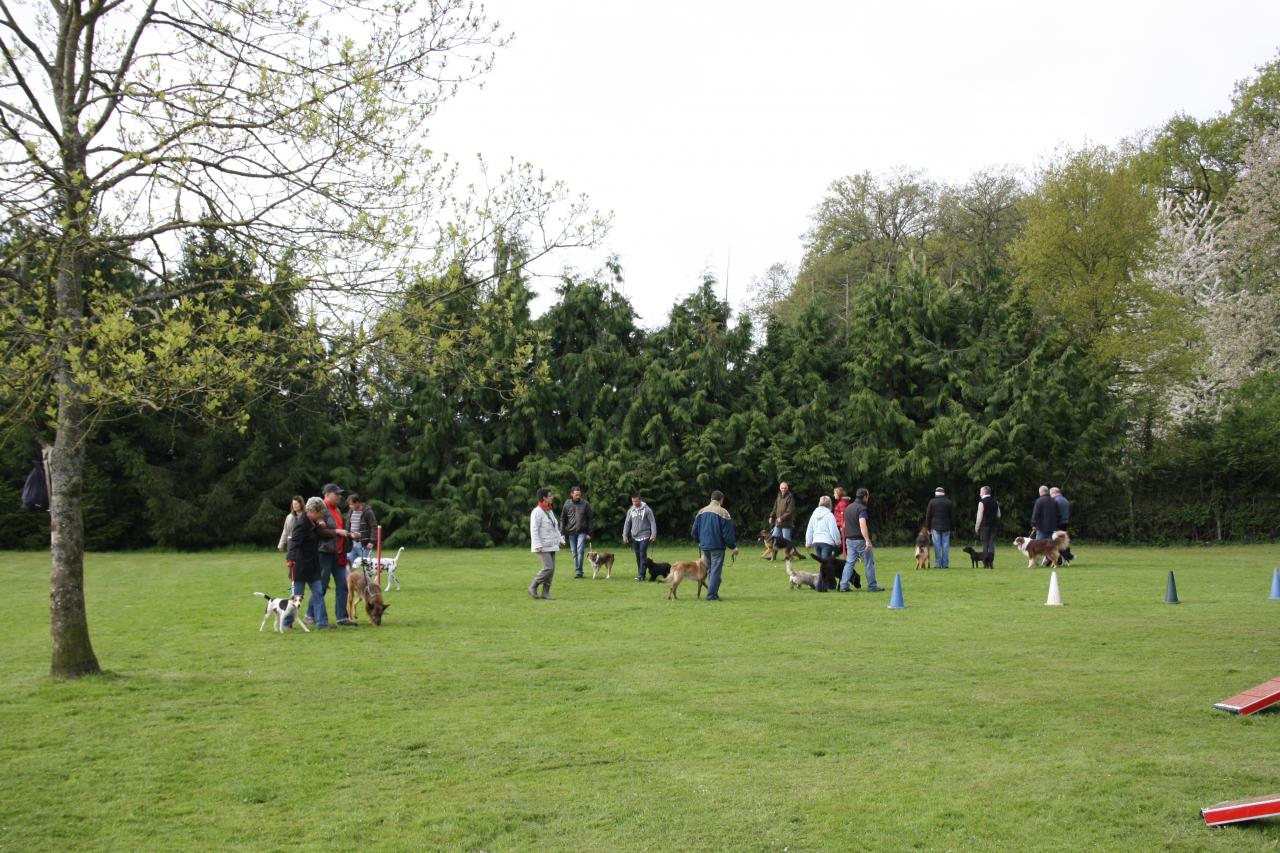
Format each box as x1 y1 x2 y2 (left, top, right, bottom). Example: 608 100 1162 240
842 538 877 590
1034 530 1054 540
287 578 326 628
931 530 950 568
771 526 792 543
569 532 588 576
317 552 348 623
347 541 372 563
631 538 650 578
813 542 835 561
704 549 726 599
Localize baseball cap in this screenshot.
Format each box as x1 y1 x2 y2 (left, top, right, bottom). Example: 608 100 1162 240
322 482 343 495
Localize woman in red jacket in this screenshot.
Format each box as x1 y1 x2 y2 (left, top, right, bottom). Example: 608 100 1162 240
832 486 852 556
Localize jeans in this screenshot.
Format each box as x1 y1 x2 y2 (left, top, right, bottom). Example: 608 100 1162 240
704 549 726 599
813 542 835 561
631 538 650 578
287 578 326 628
931 530 951 568
842 538 877 590
771 526 792 543
318 551 349 623
568 532 588 576
347 540 372 564
1034 530 1054 540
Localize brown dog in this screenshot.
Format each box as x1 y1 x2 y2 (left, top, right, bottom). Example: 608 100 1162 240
757 530 806 562
346 570 388 625
665 557 708 600
586 551 615 579
914 528 932 570
1013 531 1070 568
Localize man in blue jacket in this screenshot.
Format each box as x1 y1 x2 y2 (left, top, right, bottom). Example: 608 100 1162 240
690 490 739 601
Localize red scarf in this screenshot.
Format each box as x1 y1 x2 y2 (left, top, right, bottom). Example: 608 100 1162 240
326 501 346 554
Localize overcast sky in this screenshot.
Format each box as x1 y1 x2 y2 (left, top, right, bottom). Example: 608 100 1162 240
427 0 1280 326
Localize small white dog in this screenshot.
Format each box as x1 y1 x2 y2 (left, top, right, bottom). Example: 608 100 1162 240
254 592 309 633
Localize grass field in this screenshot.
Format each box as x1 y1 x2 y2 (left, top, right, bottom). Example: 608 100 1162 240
2 543 1279 851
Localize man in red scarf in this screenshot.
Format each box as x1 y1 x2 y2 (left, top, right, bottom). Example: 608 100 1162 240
318 483 354 625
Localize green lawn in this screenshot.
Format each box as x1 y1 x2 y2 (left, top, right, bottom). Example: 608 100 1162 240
2 544 1279 851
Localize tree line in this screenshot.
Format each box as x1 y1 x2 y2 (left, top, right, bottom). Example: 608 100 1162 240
6 55 1280 553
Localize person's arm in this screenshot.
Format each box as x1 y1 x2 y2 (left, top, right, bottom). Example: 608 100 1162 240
859 514 872 548
648 508 657 542
530 511 542 552
364 507 378 542
621 513 629 544
975 502 984 534
924 501 934 532
584 503 593 539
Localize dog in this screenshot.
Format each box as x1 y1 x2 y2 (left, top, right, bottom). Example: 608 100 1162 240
643 557 672 582
786 560 819 590
757 530 806 562
254 592 309 633
359 547 403 591
961 546 994 569
808 553 858 591
346 571 389 625
586 551 615 580
914 528 932 570
665 557 708 600
1013 531 1071 568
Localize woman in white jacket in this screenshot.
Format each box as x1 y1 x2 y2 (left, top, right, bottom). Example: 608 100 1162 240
528 487 565 600
804 495 842 561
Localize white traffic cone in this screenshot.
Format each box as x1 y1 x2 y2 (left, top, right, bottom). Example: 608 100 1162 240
1045 570 1063 606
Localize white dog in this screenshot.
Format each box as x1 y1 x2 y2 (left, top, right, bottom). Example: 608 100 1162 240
355 548 404 592
254 592 309 633
786 562 818 590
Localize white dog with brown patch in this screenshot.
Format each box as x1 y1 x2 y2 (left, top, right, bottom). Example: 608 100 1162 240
254 592 309 633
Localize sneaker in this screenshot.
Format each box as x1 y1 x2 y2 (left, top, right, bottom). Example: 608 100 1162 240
304 617 315 625
540 593 556 600
321 624 336 630
867 585 886 592
634 576 644 582
574 573 584 579
705 596 720 601
337 619 357 626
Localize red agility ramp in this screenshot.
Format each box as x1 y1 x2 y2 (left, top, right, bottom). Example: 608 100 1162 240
1202 794 1280 827
1213 677 1280 715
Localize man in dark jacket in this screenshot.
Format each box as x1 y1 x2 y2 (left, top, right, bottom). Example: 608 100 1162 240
923 487 955 569
1031 485 1060 540
286 496 331 629
560 485 593 579
842 488 883 592
974 486 1002 560
769 481 796 545
690 490 739 601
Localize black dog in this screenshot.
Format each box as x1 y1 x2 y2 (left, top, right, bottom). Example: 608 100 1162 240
961 546 994 569
809 553 859 592
643 557 671 582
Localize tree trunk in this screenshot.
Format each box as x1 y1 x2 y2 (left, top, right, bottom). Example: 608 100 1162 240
48 189 101 678
48 395 99 678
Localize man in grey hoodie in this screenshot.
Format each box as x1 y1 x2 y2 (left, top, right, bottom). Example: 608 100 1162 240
621 493 658 581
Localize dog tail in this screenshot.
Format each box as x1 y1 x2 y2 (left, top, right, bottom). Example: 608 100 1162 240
252 591 269 599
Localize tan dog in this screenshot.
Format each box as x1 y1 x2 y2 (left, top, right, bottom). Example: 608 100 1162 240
346 570 388 625
586 551 615 579
1013 531 1070 568
665 557 708 600
914 528 932 570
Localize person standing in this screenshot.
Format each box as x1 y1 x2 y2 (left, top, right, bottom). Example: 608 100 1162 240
317 483 353 626
833 486 852 555
1031 485 1059 540
1050 486 1075 563
621 494 658 581
285 496 332 629
974 485 1002 562
528 487 564 600
689 490 739 601
346 494 377 563
923 486 955 569
842 487 883 592
277 495 304 552
805 495 842 561
560 485 594 579
769 481 796 545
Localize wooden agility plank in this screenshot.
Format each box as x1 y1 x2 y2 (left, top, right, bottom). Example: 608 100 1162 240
1202 793 1280 826
1213 676 1280 715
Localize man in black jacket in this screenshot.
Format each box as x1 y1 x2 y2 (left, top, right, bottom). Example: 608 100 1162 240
561 485 594 579
1031 485 1060 540
923 487 955 569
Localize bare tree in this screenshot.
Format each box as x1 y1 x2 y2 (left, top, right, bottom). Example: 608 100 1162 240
0 0 604 677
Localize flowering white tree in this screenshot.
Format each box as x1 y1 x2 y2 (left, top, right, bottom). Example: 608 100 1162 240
0 0 604 677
